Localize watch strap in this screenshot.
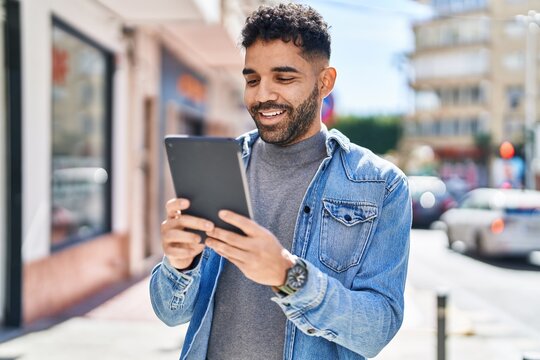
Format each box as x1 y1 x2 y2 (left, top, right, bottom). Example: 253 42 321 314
272 283 296 297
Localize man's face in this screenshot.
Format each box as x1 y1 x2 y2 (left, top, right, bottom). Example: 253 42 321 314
243 40 323 146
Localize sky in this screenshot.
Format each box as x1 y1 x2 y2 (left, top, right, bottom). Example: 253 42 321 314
297 0 432 116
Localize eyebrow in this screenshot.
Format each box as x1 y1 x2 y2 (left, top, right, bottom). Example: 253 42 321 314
271 66 300 73
242 66 300 75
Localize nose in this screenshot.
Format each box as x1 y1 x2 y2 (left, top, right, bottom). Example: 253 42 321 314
254 80 278 104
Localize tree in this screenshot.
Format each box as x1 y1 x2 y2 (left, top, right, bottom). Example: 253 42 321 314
331 115 402 155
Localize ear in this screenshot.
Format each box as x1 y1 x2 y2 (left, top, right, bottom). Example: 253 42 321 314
318 66 337 99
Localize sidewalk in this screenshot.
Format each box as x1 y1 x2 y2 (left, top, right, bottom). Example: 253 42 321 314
0 275 187 360
0 274 538 359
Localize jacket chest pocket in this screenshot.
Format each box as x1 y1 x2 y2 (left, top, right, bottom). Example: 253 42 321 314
319 199 378 273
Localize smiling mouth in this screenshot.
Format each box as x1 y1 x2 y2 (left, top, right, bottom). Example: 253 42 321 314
259 109 286 119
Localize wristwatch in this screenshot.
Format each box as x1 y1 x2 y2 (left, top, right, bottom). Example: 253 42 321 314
272 257 308 297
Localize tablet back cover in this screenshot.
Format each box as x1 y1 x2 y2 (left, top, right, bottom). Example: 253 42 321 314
164 136 253 236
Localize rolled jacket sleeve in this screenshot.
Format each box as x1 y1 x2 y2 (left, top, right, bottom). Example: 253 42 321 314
149 255 203 327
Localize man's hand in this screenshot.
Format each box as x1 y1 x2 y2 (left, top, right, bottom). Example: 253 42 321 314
205 210 295 286
161 198 214 270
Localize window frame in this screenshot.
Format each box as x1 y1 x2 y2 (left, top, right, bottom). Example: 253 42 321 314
4 0 23 328
50 16 114 252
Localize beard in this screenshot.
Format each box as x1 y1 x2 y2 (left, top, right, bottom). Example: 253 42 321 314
248 84 319 146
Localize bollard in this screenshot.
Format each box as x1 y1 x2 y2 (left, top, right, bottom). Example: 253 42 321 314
523 352 540 360
437 290 448 360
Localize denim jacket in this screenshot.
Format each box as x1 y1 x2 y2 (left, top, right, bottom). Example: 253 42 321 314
150 128 411 360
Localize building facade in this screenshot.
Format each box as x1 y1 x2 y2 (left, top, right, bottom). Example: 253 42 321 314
404 0 540 189
2 0 273 327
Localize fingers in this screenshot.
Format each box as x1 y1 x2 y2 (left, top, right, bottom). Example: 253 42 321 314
163 228 202 245
206 226 245 248
205 225 252 264
165 241 205 258
218 210 260 236
161 215 214 234
206 237 247 264
162 198 210 270
165 241 205 270
166 198 190 219
162 229 205 269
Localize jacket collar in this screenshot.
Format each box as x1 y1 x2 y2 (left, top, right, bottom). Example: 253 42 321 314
238 124 351 158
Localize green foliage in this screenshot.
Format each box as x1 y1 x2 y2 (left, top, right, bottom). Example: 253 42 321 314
331 115 402 155
473 132 491 151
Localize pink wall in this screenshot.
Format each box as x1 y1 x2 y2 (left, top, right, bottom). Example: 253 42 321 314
23 233 129 324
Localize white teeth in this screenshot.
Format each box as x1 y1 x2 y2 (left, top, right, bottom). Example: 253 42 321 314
261 110 285 117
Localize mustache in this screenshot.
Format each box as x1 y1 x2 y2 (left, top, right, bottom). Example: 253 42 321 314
250 101 291 114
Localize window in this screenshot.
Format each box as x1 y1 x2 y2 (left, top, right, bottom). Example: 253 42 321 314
504 20 526 38
434 120 442 135
506 86 524 109
460 191 490 209
502 52 524 71
451 89 460 105
470 118 479 134
452 119 460 135
461 119 471 135
471 86 483 104
50 19 113 250
434 0 486 15
442 119 455 136
416 18 489 50
416 90 440 111
427 85 484 107
414 50 489 79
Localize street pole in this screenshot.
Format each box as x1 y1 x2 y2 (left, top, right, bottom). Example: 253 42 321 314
436 291 448 360
522 11 539 189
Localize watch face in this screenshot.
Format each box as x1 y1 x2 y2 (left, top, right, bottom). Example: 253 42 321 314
287 264 307 290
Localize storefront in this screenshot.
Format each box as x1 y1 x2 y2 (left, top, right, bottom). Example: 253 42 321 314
159 46 209 214
5 0 254 326
19 0 129 324
120 19 255 271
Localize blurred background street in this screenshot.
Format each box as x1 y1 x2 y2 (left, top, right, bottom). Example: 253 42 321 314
2 0 540 358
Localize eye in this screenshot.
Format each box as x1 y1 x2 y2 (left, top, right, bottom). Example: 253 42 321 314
246 79 259 87
277 77 294 82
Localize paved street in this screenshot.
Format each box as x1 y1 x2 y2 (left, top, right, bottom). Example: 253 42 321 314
376 229 540 360
409 229 540 335
0 229 539 359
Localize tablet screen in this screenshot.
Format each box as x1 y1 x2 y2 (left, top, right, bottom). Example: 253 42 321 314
165 136 253 239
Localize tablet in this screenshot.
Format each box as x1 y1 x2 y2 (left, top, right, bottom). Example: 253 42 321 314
164 135 253 240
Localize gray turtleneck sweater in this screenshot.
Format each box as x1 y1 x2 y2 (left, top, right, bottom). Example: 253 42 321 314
206 129 327 360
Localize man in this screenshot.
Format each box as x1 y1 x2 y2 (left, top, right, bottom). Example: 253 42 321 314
150 3 411 360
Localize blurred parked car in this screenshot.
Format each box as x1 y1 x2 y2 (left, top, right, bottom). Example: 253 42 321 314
408 175 456 228
443 175 470 202
438 188 540 257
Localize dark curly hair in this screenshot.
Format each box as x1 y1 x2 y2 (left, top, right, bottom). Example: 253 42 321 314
241 3 331 60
